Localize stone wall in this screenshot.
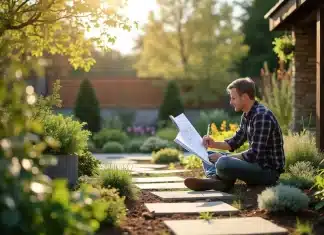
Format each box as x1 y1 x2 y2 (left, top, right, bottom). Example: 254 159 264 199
292 24 317 131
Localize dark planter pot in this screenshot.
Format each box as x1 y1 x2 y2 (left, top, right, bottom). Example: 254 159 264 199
44 154 78 188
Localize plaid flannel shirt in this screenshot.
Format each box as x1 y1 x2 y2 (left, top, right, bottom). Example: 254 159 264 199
225 101 285 173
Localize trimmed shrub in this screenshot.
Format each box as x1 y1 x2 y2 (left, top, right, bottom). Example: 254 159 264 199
257 184 310 212
93 128 129 148
78 151 100 177
280 161 316 189
42 114 91 155
156 127 177 141
100 166 139 201
180 155 202 169
102 142 125 153
140 136 171 153
152 148 182 164
126 138 146 153
284 131 323 168
74 78 101 133
158 80 184 127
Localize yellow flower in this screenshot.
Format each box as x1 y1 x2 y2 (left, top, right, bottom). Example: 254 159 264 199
211 123 218 134
220 120 227 131
229 124 238 132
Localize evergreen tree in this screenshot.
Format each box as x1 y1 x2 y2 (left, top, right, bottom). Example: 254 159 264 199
236 0 282 77
74 79 101 133
158 80 184 125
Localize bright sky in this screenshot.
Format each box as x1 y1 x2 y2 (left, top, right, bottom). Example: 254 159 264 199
107 0 242 55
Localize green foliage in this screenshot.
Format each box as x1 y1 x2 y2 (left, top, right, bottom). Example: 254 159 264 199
74 78 101 133
294 218 314 235
158 80 184 125
78 151 100 177
273 34 295 63
32 79 62 119
180 155 202 169
87 185 127 228
0 75 108 235
93 129 129 149
261 62 292 134
88 140 96 152
156 127 178 141
313 168 324 210
0 0 135 72
42 114 91 155
198 212 213 221
102 116 124 130
140 136 171 153
100 166 139 201
284 131 323 168
257 184 310 212
134 0 248 104
236 0 281 77
102 142 125 153
280 161 317 189
195 109 240 136
126 138 146 153
152 148 181 164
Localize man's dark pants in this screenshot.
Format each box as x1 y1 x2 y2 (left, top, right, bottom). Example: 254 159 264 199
203 151 280 189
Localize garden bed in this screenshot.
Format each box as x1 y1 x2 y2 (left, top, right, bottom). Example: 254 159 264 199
98 174 324 235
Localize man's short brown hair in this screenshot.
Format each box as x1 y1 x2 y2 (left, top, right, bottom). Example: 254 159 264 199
226 77 256 100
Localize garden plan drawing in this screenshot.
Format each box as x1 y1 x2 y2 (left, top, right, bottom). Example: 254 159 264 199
170 113 213 166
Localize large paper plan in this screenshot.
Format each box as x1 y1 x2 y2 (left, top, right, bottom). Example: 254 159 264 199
170 113 213 166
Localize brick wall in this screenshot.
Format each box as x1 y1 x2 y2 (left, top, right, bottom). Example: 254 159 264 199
48 78 233 110
292 25 317 131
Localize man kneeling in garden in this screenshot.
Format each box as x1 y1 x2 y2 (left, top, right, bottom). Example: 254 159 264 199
184 78 286 192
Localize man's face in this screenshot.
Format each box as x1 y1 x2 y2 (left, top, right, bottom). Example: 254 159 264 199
229 88 245 112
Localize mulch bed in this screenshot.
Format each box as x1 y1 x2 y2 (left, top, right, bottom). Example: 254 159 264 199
98 171 324 235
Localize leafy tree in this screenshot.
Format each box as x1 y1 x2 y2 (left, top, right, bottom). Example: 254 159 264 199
134 0 248 105
235 0 283 77
158 80 184 126
74 78 101 133
0 0 136 72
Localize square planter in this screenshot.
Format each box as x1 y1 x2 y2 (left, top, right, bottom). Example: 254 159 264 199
44 154 78 188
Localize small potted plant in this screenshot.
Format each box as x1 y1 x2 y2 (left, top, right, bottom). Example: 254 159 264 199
42 114 91 187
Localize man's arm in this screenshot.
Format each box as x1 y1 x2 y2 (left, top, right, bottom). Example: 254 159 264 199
222 115 247 152
240 113 272 163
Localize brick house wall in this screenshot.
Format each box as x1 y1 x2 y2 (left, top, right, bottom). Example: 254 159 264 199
292 25 317 131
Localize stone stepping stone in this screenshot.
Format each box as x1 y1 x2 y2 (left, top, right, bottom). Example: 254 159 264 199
164 217 288 235
131 164 168 169
135 182 187 190
128 156 152 161
150 190 234 201
132 169 189 175
145 201 238 216
132 176 184 183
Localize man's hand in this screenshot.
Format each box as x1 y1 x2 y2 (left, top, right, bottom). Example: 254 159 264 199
208 152 222 163
202 135 215 149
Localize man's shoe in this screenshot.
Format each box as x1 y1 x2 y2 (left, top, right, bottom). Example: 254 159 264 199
184 177 231 192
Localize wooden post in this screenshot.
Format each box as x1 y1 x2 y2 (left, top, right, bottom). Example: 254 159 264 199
316 7 324 151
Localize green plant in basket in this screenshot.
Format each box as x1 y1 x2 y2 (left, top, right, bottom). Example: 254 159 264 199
42 114 91 155
152 148 182 164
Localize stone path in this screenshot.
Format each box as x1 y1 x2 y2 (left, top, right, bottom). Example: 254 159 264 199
135 182 187 190
97 153 288 234
132 176 184 183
